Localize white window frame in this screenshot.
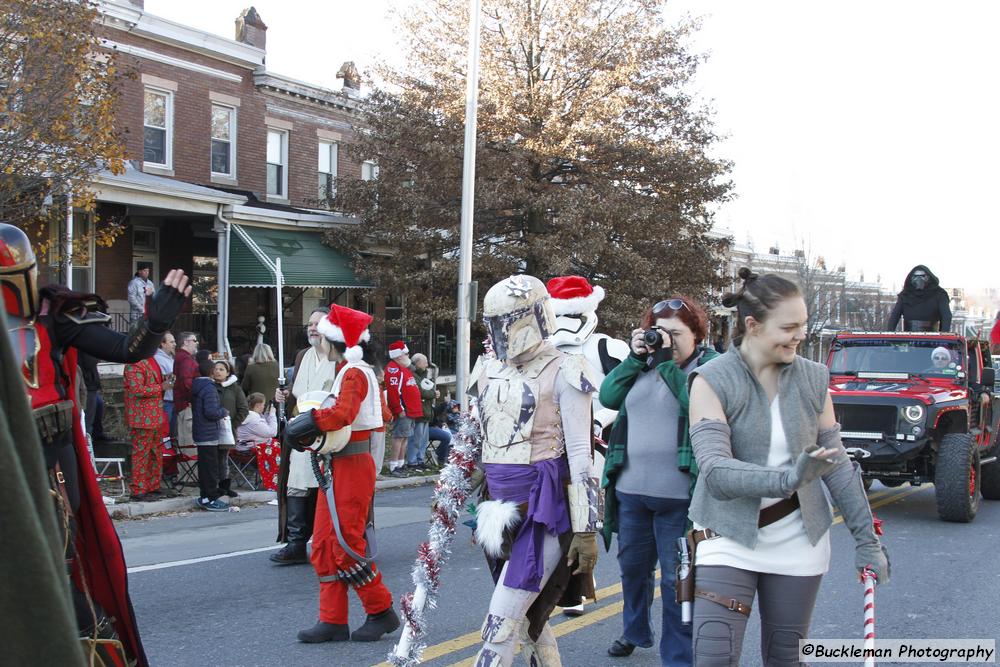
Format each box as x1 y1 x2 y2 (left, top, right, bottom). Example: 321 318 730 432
210 103 237 178
143 87 173 169
318 140 338 200
266 129 288 199
361 160 379 181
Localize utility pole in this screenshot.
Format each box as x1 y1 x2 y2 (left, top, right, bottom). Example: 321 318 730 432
455 0 482 411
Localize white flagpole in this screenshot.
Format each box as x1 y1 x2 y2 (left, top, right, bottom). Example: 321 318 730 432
454 0 482 413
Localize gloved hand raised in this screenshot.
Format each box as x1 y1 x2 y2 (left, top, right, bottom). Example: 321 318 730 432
855 542 890 585
567 532 598 575
780 444 847 495
147 269 192 333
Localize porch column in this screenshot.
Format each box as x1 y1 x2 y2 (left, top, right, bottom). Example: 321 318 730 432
214 214 230 355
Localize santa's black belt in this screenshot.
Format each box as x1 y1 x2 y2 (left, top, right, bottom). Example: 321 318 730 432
330 439 371 458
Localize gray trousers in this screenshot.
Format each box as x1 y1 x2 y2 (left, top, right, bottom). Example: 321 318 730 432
692 565 822 667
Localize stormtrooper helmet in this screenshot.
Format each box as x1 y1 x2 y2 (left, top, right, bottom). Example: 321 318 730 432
482 275 555 361
546 275 605 348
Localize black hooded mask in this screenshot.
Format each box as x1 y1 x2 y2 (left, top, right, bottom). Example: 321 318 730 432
898 264 944 307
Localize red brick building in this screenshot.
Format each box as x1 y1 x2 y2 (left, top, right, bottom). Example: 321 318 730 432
63 0 412 364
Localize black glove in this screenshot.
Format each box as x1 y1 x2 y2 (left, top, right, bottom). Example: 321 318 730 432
146 281 188 333
284 410 320 452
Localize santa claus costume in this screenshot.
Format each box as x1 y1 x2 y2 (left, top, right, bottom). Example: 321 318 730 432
287 304 400 644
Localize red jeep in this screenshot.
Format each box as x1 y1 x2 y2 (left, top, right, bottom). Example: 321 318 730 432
826 332 1000 522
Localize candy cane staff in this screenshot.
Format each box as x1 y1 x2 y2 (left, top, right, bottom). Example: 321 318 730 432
546 275 629 617
861 514 884 667
283 304 400 644
469 275 601 667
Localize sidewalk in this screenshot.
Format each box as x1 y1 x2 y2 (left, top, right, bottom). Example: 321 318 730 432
108 472 440 519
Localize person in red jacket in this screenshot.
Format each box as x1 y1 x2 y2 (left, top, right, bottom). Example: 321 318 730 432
286 304 399 644
383 340 423 477
172 331 200 457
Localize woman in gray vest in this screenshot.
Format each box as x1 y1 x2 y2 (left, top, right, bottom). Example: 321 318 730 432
687 268 889 666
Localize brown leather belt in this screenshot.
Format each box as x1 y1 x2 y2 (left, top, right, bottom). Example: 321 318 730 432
688 493 801 618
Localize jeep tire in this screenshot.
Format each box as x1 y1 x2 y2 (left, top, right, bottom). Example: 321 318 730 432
981 458 1000 500
934 433 981 522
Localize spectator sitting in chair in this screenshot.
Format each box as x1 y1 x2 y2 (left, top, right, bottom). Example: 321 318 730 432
237 392 278 452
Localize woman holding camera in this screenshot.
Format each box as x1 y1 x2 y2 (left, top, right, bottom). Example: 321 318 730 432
686 268 889 666
600 296 718 666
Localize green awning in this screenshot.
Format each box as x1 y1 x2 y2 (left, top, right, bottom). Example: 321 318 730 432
229 224 371 289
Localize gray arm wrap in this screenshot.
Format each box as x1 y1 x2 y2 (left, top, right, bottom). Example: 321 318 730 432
690 419 792 501
820 426 879 548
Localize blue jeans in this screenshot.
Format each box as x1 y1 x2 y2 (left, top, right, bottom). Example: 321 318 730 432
615 489 692 667
406 420 430 465
429 426 452 463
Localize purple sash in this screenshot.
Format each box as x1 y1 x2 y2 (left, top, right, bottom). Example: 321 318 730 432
484 458 570 591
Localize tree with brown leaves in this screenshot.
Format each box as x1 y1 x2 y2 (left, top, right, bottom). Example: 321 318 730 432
0 0 128 262
329 0 732 337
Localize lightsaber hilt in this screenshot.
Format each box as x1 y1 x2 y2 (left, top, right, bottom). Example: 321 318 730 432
676 536 693 625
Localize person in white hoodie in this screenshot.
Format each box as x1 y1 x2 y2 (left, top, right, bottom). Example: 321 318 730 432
237 392 278 452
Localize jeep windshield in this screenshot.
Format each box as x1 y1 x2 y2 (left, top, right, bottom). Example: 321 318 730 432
829 338 965 379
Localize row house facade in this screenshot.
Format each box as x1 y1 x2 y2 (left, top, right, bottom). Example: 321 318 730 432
54 0 400 364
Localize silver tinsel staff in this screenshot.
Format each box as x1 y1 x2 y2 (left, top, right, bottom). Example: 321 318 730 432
389 406 483 666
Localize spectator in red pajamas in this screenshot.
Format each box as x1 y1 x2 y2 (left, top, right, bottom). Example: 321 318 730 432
289 304 399 644
124 357 168 500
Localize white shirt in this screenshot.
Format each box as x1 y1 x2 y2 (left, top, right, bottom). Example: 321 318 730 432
694 396 831 576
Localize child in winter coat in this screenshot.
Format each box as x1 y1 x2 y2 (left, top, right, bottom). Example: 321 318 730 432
191 358 229 511
213 360 248 498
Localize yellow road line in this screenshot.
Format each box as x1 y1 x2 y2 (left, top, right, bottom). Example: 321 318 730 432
371 573 657 667
834 484 930 525
443 586 664 667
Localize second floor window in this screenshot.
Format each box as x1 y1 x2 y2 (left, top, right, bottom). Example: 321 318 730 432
266 129 287 197
211 104 236 176
143 88 172 167
318 141 338 200
361 160 379 181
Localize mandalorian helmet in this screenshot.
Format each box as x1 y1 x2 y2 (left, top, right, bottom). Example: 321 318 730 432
482 275 555 361
0 223 40 319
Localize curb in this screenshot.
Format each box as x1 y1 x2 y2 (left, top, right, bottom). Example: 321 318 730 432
108 474 440 519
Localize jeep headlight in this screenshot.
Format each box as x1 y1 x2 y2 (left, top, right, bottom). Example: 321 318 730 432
902 405 925 424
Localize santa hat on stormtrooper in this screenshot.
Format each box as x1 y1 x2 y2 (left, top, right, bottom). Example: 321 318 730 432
317 304 372 363
546 275 606 316
388 340 409 360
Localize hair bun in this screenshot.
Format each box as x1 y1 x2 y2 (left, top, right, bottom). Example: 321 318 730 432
737 267 757 282
720 291 740 308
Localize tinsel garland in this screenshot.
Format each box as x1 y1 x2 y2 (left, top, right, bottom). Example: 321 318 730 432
389 405 483 666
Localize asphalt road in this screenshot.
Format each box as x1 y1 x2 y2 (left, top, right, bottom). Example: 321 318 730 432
118 481 1000 667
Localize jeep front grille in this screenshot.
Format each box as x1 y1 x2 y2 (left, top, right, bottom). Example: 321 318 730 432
835 405 896 436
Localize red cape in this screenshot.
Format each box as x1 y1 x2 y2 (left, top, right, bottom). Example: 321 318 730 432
65 347 148 667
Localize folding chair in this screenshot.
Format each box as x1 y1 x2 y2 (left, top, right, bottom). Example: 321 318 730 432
94 457 128 499
229 445 260 490
172 445 199 489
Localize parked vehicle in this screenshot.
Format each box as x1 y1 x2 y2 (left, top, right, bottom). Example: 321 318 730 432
827 332 1000 522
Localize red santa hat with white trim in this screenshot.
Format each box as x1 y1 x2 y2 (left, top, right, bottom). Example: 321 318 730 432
388 340 409 360
546 275 606 316
317 304 372 363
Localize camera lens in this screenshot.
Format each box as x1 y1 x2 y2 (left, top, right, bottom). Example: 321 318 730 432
643 329 663 348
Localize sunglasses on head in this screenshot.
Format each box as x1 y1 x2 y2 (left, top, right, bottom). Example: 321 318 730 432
653 299 689 312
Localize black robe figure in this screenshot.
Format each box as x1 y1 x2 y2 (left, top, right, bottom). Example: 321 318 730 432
887 265 952 332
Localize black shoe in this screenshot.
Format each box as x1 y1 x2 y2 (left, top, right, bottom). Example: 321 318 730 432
388 468 409 478
351 607 400 642
297 621 349 643
608 639 636 657
219 479 239 498
130 493 148 502
270 542 309 565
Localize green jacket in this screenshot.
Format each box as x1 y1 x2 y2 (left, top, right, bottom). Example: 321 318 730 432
599 345 719 550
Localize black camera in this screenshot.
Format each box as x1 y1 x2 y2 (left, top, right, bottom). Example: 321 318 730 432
643 328 665 348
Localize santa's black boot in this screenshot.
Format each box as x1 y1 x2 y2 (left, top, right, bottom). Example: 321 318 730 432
351 607 400 642
297 621 349 643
